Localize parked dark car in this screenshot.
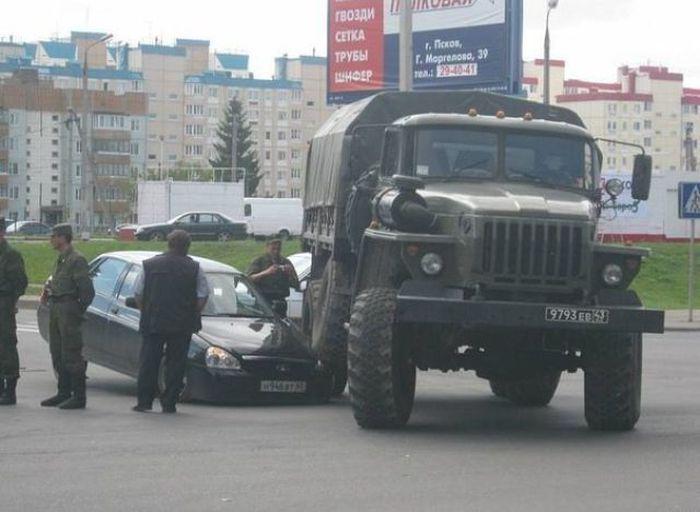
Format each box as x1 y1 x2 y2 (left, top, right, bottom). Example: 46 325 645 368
6 221 52 237
37 251 332 403
135 212 248 242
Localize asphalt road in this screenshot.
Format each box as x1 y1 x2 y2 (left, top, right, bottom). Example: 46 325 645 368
1 310 699 512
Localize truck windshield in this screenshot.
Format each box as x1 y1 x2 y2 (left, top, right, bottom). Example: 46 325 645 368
414 129 498 179
505 134 595 190
413 128 596 191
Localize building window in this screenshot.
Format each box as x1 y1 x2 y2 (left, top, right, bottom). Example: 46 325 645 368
644 101 653 112
278 131 286 141
209 88 218 98
51 187 58 194
186 83 204 96
291 129 301 140
186 104 205 116
644 137 652 147
52 115 59 122
265 151 271 161
52 139 59 146
608 104 617 115
184 145 203 157
131 119 140 131
291 188 300 198
291 168 301 179
169 93 178 100
644 120 652 130
291 149 301 160
291 109 301 120
633 122 641 131
277 151 287 161
278 111 288 121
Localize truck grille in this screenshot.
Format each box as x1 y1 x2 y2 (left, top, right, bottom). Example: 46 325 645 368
482 220 586 285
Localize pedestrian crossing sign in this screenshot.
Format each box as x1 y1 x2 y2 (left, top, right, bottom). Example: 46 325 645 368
679 182 700 219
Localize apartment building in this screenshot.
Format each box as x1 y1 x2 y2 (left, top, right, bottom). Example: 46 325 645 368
0 32 335 199
0 70 148 226
524 61 696 173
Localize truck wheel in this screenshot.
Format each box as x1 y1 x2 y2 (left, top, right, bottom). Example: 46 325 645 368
584 332 642 431
311 262 350 397
348 288 416 429
490 372 562 406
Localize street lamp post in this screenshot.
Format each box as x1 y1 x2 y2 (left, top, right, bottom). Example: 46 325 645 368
79 33 112 235
543 0 558 105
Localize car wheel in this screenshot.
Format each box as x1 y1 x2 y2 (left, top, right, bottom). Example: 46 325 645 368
150 232 166 242
218 232 231 242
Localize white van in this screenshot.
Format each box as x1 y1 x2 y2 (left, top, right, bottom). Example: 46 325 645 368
244 198 303 239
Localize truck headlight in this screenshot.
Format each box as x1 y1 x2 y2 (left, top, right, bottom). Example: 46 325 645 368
420 253 444 276
602 263 624 287
205 347 241 370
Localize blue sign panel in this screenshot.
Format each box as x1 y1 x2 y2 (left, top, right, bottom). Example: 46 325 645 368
678 182 700 219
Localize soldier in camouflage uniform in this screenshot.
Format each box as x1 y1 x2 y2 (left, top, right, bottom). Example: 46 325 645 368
247 238 299 317
0 218 28 406
40 224 95 410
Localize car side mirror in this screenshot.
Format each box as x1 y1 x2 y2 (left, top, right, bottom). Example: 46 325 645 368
125 297 138 309
631 154 652 201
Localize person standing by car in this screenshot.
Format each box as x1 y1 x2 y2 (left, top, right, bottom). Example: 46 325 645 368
132 230 209 413
0 218 28 406
40 224 95 410
247 238 299 317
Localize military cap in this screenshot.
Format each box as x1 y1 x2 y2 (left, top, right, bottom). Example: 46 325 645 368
0 217 5 231
52 223 73 238
266 237 282 245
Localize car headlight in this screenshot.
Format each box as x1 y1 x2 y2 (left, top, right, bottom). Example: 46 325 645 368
420 252 444 276
602 263 624 287
205 347 241 370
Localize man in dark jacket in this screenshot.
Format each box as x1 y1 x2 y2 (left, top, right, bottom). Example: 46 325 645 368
247 239 299 316
0 217 28 405
133 230 209 413
40 224 95 410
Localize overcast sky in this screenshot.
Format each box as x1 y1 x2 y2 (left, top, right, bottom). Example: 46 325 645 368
1 0 697 86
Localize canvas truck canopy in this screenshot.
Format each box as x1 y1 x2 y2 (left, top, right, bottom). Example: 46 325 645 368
304 91 586 209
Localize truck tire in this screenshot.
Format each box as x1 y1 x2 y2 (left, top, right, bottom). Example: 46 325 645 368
490 372 562 406
310 262 350 397
348 288 416 429
584 332 642 431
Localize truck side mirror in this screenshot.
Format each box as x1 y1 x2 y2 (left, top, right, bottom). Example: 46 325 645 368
631 154 652 201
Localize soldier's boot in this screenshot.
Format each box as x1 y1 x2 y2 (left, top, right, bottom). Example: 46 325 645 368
58 373 86 410
0 377 17 406
41 371 71 407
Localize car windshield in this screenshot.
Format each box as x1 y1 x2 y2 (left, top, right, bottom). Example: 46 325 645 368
202 272 273 318
505 134 595 190
414 128 498 179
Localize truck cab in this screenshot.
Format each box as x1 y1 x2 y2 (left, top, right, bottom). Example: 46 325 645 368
302 91 663 431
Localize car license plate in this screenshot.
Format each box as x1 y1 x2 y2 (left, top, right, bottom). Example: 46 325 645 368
259 380 307 394
545 307 610 325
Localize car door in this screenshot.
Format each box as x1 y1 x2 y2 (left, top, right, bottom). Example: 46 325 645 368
198 213 218 239
105 264 143 377
87 257 130 372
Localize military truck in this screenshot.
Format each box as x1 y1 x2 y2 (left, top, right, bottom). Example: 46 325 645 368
301 91 664 431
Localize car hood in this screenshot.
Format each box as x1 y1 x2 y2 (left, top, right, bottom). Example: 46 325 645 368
197 316 313 359
421 182 596 222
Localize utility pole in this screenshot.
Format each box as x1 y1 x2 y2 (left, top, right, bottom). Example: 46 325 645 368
79 33 112 235
399 0 413 92
543 0 559 105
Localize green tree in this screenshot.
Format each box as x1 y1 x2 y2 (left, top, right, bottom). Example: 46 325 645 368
210 97 261 196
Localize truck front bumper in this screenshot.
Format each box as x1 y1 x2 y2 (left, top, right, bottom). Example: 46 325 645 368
395 281 665 334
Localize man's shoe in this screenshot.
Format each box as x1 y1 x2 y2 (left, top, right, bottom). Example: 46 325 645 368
58 372 86 410
0 377 17 406
161 404 177 414
41 371 71 407
132 404 152 413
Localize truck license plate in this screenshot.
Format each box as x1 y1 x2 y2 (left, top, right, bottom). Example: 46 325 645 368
545 307 610 325
259 381 307 394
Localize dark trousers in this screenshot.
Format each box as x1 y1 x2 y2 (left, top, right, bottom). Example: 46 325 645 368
0 298 19 378
136 332 191 407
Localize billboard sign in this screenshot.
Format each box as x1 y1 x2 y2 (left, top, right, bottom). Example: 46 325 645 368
327 0 523 104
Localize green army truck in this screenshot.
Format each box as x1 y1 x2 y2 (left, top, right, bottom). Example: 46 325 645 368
301 91 664 431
